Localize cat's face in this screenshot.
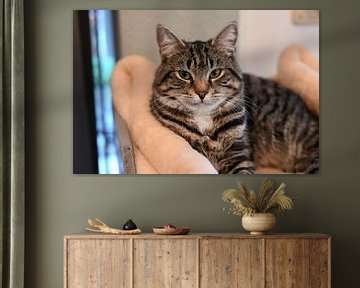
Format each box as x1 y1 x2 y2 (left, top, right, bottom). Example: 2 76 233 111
153 22 243 113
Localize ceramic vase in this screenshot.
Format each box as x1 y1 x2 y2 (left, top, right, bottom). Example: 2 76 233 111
242 213 276 235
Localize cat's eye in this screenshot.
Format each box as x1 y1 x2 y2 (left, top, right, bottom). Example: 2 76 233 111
176 70 192 80
209 69 223 80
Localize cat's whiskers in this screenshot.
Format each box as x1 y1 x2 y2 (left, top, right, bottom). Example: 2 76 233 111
243 92 261 111
242 92 261 123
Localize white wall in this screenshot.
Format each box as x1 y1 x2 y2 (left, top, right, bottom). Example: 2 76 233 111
238 10 319 77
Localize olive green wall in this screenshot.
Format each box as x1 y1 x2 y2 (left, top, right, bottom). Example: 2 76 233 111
25 1 360 287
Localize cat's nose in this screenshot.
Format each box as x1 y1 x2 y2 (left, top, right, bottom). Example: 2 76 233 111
197 92 207 101
194 80 209 101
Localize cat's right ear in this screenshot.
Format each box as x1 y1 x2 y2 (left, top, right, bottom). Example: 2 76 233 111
157 25 185 60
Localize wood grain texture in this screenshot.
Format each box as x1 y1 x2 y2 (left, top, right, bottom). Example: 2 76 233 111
66 239 131 288
65 233 330 240
265 239 310 288
200 239 264 288
64 234 330 288
310 239 330 288
133 239 197 288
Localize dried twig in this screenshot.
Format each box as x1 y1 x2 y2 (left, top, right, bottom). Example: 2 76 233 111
86 218 142 235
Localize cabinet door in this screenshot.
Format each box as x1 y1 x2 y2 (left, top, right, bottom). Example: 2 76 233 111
265 239 323 288
66 239 131 288
134 239 198 288
200 239 264 288
309 239 330 288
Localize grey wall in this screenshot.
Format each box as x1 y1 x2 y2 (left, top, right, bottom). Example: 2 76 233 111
118 10 319 77
118 10 238 64
25 1 360 287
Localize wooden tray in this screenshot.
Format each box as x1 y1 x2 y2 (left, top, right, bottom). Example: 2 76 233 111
153 227 190 235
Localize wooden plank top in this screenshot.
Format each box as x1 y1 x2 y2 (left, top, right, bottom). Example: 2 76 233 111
64 232 330 240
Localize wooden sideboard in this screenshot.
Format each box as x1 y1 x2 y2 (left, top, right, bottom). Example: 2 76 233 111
64 233 330 288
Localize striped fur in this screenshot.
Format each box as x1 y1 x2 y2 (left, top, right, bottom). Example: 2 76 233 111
150 23 319 174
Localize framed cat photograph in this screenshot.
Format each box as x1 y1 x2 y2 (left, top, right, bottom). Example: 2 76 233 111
73 10 319 175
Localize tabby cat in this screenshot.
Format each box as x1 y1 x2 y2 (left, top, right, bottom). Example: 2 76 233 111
150 22 319 174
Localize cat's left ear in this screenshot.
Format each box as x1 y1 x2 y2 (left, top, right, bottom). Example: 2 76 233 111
157 25 185 60
211 22 238 56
